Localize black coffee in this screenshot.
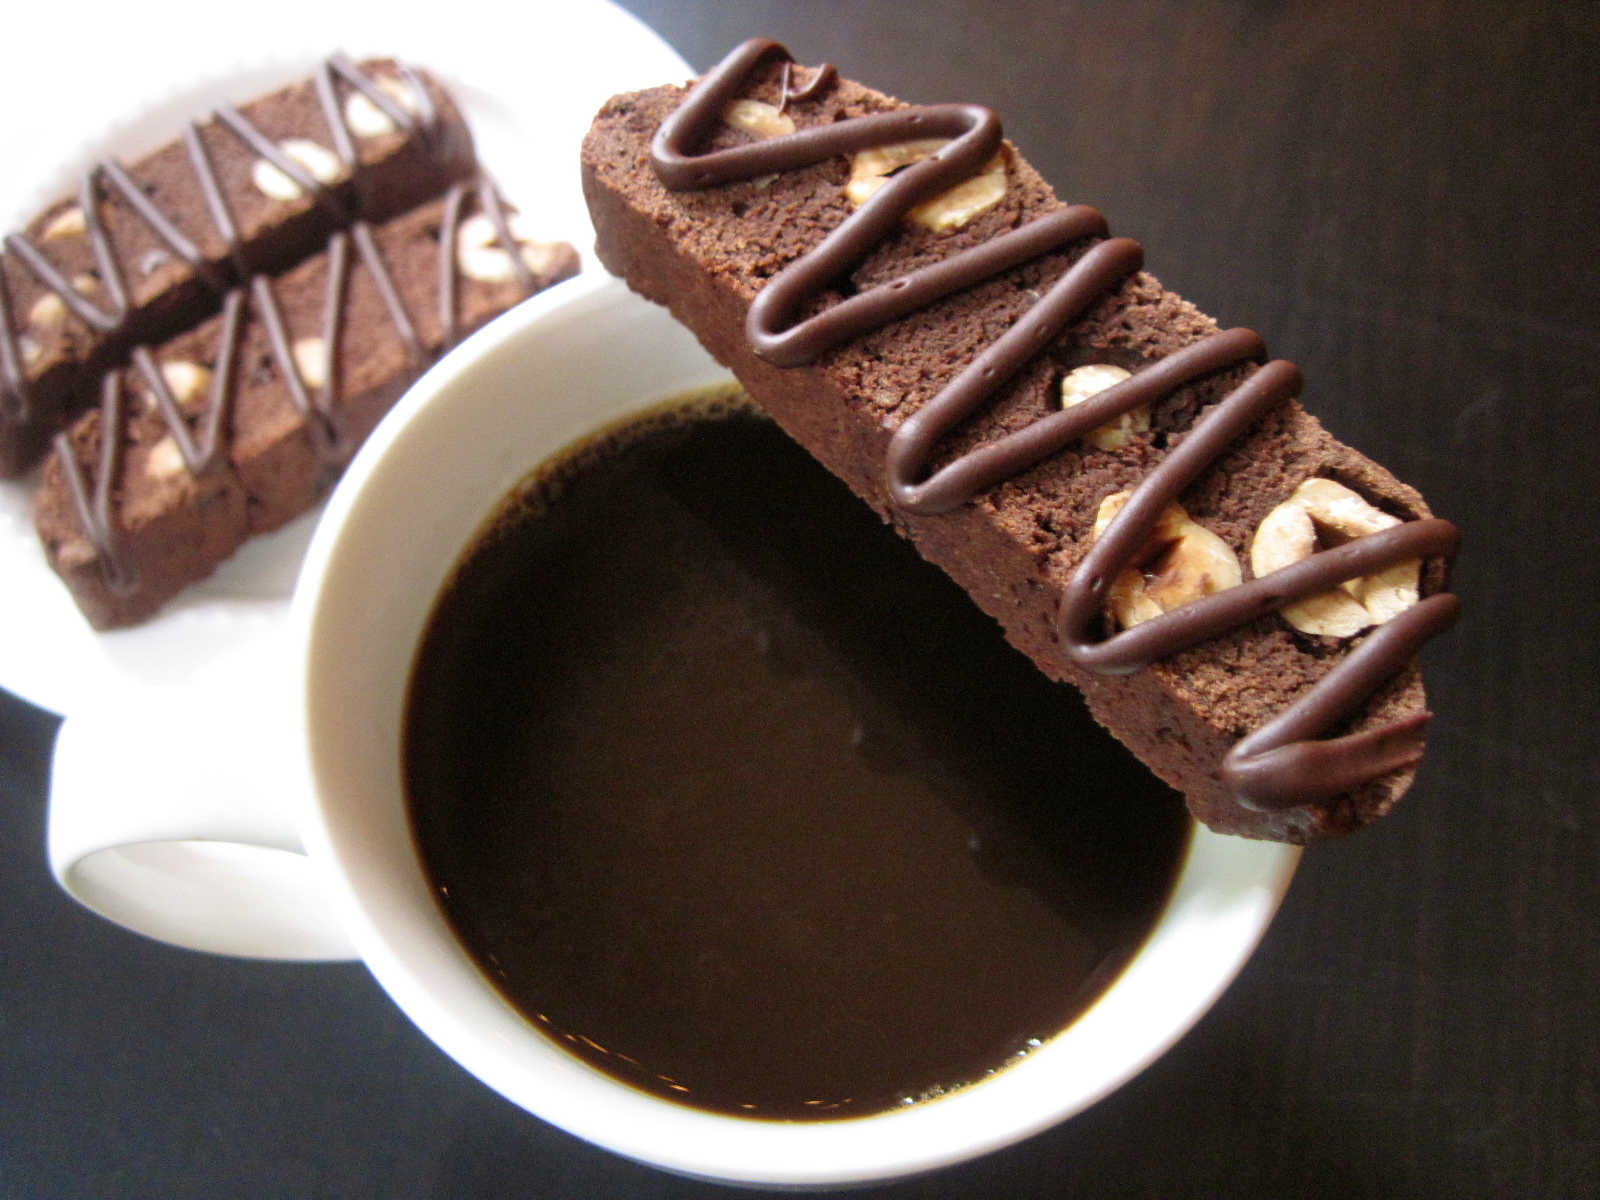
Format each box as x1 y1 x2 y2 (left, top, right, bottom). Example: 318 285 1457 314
404 390 1190 1121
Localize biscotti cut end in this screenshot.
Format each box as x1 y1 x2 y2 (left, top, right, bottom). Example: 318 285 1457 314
580 44 1457 844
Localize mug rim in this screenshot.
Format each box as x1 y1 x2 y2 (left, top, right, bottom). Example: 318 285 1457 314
292 273 1301 1188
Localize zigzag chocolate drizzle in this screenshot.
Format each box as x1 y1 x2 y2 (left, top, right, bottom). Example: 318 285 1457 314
0 274 28 423
775 59 836 113
650 37 1461 813
329 53 434 144
5 172 128 336
214 106 345 222
53 177 526 597
186 124 244 278
132 287 243 480
436 177 528 342
438 185 470 344
56 373 136 595
1 58 448 434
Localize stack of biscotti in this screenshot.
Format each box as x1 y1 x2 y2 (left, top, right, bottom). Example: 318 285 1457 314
34 181 579 629
1 56 475 476
581 43 1457 843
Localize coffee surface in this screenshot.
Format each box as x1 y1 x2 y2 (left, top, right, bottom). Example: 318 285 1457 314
404 392 1190 1120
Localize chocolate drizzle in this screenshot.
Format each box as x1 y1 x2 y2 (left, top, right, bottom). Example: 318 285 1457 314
330 53 435 144
213 106 344 222
0 269 30 422
776 59 836 113
186 124 243 277
436 177 530 342
132 289 241 480
649 37 1461 814
437 185 469 345
56 374 135 595
4 173 126 335
98 158 226 292
52 177 537 597
0 57 456 458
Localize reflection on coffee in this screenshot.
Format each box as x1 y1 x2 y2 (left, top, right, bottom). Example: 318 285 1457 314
403 388 1190 1120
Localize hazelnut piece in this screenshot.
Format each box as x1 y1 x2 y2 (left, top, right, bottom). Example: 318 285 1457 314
162 361 212 411
846 139 1008 233
143 435 191 482
344 76 421 139
1059 364 1150 450
722 98 796 140
41 206 86 241
1250 477 1422 638
292 337 330 390
252 139 343 201
28 292 66 334
455 212 570 284
1092 491 1243 629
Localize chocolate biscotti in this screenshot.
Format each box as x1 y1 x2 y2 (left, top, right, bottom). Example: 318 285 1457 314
34 180 578 629
581 39 1459 843
0 56 476 476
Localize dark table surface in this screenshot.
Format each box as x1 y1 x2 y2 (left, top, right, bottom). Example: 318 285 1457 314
3 2 1596 1197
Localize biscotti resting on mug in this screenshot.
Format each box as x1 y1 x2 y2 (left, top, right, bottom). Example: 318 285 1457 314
0 56 476 476
580 39 1459 844
34 181 578 629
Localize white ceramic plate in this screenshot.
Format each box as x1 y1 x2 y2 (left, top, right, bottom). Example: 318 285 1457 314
0 0 690 716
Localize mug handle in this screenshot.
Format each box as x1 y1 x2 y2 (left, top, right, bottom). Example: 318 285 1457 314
47 681 358 961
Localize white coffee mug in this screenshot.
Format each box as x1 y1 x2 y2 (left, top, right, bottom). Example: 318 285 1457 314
47 272 1299 1188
